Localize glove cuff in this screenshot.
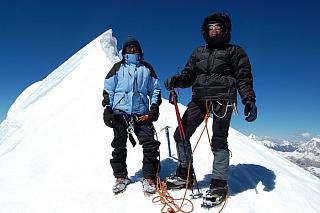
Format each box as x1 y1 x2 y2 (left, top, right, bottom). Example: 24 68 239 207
242 91 256 105
150 103 158 108
104 106 113 112
242 97 256 105
247 98 256 104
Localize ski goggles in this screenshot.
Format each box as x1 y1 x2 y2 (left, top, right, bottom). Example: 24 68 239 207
207 23 223 31
125 45 140 54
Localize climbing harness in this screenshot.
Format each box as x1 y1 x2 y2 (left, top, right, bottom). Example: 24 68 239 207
122 114 151 147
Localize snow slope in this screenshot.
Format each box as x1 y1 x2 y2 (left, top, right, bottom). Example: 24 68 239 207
0 30 319 213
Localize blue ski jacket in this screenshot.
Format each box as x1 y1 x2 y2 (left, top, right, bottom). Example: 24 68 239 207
102 59 161 115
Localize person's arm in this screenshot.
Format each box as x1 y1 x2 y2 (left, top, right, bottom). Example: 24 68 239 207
231 46 257 122
230 46 256 103
102 62 121 107
178 49 198 88
165 48 198 90
143 62 161 106
141 62 161 122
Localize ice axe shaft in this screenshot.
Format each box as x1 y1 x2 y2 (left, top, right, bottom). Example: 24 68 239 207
165 128 172 157
161 126 177 159
161 126 172 157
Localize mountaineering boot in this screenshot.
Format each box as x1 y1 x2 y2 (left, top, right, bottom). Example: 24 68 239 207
166 175 190 190
142 178 156 194
166 166 195 190
113 177 131 194
201 179 228 208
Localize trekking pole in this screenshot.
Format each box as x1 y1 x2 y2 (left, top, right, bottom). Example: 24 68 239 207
170 89 202 199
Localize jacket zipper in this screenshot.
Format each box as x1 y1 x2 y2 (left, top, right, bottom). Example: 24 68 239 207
205 50 214 96
113 95 125 108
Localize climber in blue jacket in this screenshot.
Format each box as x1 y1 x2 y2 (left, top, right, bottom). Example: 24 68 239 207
102 37 162 194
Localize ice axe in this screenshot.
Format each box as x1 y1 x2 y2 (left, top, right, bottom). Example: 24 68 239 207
160 126 177 160
169 89 203 198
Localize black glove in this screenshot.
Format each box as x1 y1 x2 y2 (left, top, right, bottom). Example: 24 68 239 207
244 101 257 122
149 104 159 122
164 75 180 91
103 106 115 128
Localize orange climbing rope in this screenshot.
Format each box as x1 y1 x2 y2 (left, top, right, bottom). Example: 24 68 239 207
152 97 229 212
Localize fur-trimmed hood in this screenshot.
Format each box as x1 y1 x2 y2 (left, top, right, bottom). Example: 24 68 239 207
201 12 232 47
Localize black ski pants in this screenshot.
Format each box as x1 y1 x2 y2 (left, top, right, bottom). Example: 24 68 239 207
110 117 160 179
173 100 232 181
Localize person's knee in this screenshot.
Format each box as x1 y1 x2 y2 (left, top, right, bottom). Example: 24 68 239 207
142 139 160 150
174 128 185 143
211 138 228 151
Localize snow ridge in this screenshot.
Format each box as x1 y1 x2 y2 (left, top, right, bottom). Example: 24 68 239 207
0 29 117 158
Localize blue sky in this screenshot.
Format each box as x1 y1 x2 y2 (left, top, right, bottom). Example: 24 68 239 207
0 0 319 139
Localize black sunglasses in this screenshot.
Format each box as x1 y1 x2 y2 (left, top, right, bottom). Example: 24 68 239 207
125 45 140 54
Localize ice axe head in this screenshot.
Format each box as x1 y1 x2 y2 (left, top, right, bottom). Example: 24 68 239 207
169 90 177 104
160 126 171 132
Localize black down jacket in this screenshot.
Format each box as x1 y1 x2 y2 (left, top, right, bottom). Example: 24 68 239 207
176 12 256 104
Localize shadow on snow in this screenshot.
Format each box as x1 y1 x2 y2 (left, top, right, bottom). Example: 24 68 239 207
130 158 276 196
129 158 178 183
197 164 276 196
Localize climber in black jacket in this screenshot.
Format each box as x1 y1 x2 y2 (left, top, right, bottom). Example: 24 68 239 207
165 12 257 206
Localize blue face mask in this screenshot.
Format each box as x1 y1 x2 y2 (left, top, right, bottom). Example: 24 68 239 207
124 53 140 65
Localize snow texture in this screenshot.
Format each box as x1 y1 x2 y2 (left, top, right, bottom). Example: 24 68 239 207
0 29 319 213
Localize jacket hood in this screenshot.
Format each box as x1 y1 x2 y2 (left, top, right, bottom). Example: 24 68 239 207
121 37 143 59
201 12 232 47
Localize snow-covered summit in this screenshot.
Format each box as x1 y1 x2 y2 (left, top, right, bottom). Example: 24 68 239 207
249 134 297 152
311 137 320 143
0 30 319 213
0 29 118 157
296 137 320 156
250 133 320 178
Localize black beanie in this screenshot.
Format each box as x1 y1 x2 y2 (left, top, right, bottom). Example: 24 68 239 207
122 37 142 56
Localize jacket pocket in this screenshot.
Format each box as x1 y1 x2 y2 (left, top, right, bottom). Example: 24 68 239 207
139 93 148 108
113 93 125 108
226 76 237 95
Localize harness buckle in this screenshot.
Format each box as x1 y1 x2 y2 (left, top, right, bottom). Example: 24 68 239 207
126 116 136 134
231 102 238 116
